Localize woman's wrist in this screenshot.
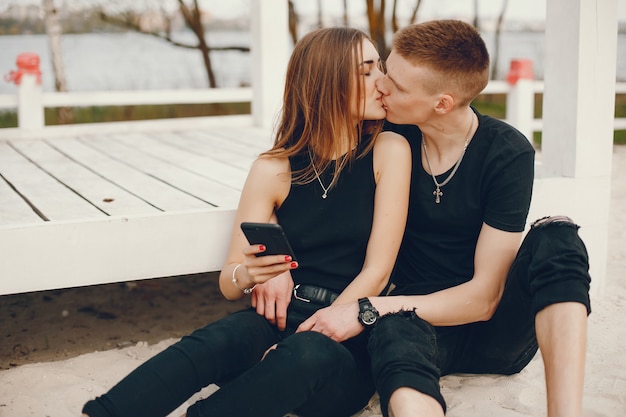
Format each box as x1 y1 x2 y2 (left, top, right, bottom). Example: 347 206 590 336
231 264 256 295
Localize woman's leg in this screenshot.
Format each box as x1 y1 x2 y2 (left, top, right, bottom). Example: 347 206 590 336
187 331 374 417
82 309 279 417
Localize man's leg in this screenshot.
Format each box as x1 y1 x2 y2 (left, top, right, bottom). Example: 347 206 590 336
529 217 591 417
454 217 591 417
387 387 443 417
536 302 588 417
368 312 445 417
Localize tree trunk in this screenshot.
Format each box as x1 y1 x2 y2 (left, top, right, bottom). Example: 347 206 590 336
473 0 479 30
288 0 298 45
317 0 323 28
391 0 398 33
43 0 73 123
178 0 216 88
490 0 509 80
366 0 388 58
409 0 423 25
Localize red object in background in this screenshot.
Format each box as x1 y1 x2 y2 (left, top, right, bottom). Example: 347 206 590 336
506 59 534 85
4 52 42 85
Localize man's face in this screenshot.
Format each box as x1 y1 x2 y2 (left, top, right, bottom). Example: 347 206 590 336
376 50 438 125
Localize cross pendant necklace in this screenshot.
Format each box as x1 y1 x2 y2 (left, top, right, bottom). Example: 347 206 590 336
422 113 475 204
433 187 443 204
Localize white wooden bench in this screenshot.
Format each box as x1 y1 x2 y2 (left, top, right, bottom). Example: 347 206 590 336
0 0 618 297
0 115 271 295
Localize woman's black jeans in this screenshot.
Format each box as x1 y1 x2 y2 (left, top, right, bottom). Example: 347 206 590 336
83 308 374 417
368 216 592 416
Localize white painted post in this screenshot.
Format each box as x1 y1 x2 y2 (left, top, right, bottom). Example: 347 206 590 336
531 0 618 295
505 59 534 144
250 0 291 134
5 53 44 129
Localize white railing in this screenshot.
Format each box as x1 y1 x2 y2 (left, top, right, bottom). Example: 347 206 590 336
482 80 626 133
0 88 252 109
1 71 625 137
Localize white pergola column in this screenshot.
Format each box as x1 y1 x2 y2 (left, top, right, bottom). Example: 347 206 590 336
250 0 290 134
530 0 618 294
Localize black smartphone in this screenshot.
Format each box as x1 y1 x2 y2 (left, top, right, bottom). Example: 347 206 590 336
240 222 297 260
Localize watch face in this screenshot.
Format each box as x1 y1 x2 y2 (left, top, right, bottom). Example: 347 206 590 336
361 310 377 325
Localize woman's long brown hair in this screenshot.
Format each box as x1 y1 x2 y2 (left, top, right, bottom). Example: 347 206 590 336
263 27 382 187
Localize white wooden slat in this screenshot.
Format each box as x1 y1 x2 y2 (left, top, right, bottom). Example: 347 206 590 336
0 208 236 295
209 125 275 151
183 128 268 155
0 173 44 225
0 115 254 141
106 132 250 189
40 135 210 212
10 140 161 216
71 137 243 208
0 142 105 220
152 130 261 171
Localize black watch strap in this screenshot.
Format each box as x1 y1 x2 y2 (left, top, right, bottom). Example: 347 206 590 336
357 297 379 327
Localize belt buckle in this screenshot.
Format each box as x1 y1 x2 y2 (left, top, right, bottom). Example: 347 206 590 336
293 284 311 303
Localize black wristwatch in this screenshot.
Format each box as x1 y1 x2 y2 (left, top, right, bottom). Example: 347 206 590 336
357 297 379 327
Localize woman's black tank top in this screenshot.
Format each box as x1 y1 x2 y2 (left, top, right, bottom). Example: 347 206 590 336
276 143 376 294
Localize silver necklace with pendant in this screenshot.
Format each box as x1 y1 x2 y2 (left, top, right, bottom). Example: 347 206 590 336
422 113 475 204
309 152 333 199
310 151 347 199
311 159 330 199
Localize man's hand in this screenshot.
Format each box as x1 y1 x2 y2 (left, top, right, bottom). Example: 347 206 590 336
251 271 294 331
296 302 363 342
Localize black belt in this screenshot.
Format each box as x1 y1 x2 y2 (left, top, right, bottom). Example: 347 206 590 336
293 284 339 305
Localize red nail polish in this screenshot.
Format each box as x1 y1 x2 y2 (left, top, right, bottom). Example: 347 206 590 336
290 262 298 268
259 245 265 252
284 255 292 262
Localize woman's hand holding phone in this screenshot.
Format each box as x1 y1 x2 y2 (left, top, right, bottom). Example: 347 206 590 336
239 222 299 287
239 242 298 286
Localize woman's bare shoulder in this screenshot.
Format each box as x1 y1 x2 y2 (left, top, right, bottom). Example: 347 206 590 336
252 153 290 173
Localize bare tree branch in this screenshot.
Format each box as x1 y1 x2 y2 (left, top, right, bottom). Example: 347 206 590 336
98 1 250 88
99 12 197 49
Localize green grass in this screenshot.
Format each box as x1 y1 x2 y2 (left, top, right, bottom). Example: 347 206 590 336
0 102 250 128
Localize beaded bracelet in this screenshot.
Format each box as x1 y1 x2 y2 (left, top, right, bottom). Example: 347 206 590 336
231 263 256 295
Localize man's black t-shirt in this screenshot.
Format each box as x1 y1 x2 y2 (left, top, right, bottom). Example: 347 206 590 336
385 109 535 295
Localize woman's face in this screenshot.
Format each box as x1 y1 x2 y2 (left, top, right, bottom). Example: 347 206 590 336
351 39 386 123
